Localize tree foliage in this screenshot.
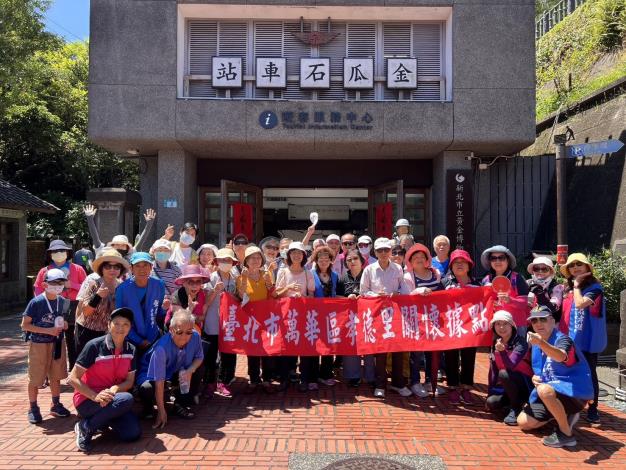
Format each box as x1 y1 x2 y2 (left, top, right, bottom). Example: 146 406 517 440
0 1 138 240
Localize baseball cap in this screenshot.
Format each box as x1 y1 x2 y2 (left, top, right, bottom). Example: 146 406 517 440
527 305 553 321
358 235 372 245
110 307 134 324
45 268 67 282
129 252 152 265
374 237 392 250
326 234 340 243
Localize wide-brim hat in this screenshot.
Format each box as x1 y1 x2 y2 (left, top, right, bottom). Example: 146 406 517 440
449 249 474 268
175 264 211 285
92 248 131 274
47 239 72 252
481 245 516 270
527 256 555 275
107 234 133 250
560 253 593 278
213 248 238 264
243 246 266 266
405 243 432 267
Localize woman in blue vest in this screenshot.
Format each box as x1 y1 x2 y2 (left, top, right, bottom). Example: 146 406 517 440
559 253 606 424
299 246 338 392
517 305 593 448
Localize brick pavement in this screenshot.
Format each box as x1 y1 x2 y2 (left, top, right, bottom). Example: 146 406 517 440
0 337 624 470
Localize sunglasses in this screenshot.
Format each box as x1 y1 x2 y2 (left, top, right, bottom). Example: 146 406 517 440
530 317 549 324
532 266 550 273
392 250 406 256
489 255 507 262
342 241 355 246
234 240 248 246
568 261 585 268
174 329 194 336
50 249 67 254
102 263 122 270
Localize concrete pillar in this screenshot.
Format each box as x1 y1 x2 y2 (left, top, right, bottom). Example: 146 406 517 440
431 151 472 238
86 188 142 245
138 155 159 245
157 149 198 238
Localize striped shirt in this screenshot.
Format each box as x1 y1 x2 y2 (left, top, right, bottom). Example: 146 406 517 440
151 262 182 296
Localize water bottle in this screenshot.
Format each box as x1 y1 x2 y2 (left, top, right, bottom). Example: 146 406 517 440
179 369 190 395
54 316 65 329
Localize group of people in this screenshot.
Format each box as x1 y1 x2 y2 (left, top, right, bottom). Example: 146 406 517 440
21 211 607 451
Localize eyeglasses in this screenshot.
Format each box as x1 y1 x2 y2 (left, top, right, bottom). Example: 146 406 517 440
489 255 507 262
530 317 549 324
568 261 585 268
234 240 248 246
102 263 122 270
532 266 550 273
346 257 360 263
174 329 194 336
342 241 355 246
375 248 391 253
392 250 406 256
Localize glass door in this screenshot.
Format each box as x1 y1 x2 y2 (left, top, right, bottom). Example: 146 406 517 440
219 180 263 246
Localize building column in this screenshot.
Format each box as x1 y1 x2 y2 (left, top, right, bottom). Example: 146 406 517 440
431 151 472 238
157 149 198 238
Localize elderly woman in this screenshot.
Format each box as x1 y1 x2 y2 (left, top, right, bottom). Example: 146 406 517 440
431 235 451 275
150 239 182 307
167 265 210 333
442 249 481 405
526 257 564 320
163 222 199 266
69 308 141 452
559 253 606 424
481 245 530 333
197 244 218 274
390 240 406 268
75 248 130 356
485 310 533 425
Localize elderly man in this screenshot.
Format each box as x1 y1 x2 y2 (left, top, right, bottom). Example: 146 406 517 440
137 310 204 429
517 305 593 448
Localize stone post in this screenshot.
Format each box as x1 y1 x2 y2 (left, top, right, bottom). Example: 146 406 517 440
86 188 142 245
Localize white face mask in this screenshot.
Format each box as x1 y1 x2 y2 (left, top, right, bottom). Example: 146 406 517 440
45 285 64 295
359 246 371 256
218 262 233 273
180 232 195 245
51 252 67 264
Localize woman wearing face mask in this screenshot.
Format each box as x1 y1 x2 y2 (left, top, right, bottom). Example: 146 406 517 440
276 237 293 270
526 257 563 321
357 235 377 267
150 239 181 311
300 246 338 392
163 222 199 267
34 240 87 370
203 248 239 398
274 241 315 390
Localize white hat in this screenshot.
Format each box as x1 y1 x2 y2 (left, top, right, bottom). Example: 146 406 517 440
374 237 392 250
151 239 172 251
490 310 515 328
395 218 410 227
108 234 132 249
287 241 308 255
358 235 372 245
45 268 67 282
527 256 555 275
326 234 340 243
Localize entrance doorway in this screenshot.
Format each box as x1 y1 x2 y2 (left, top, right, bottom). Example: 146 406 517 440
199 183 429 246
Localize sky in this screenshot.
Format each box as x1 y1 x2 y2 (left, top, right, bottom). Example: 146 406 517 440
43 0 90 42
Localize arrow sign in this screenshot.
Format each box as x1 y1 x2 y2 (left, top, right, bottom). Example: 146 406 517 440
566 139 624 158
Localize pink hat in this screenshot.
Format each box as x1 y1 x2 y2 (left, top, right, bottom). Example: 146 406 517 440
175 264 210 286
449 249 474 268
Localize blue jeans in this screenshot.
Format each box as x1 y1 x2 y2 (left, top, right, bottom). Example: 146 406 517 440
76 392 141 442
342 355 375 382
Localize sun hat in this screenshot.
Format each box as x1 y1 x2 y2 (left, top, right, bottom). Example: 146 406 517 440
405 243 432 266
151 239 172 252
527 256 555 275
374 237 392 250
481 245 516 270
175 264 211 286
197 243 218 257
395 218 410 227
449 249 474 268
107 235 133 250
560 253 593 278
287 241 307 255
358 235 373 245
47 239 72 252
243 246 266 266
91 248 131 274
45 268 67 282
490 310 515 329
527 304 553 321
213 248 238 264
129 252 152 265
326 234 340 243
110 307 134 324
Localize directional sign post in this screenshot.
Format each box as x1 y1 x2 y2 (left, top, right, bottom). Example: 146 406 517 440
565 139 624 158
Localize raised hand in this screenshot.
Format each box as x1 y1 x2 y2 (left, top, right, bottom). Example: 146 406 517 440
84 204 97 217
144 208 156 221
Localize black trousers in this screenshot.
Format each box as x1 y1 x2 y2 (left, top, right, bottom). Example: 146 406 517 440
444 347 476 387
74 323 106 358
201 334 219 384
139 368 202 409
583 351 599 408
65 300 79 369
276 356 298 383
247 356 275 383
375 352 406 389
300 356 334 384
219 352 237 384
485 369 532 412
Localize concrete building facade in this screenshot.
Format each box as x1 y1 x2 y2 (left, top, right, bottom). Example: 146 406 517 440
88 0 536 248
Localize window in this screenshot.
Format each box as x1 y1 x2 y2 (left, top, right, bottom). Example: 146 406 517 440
0 221 14 281
185 19 445 101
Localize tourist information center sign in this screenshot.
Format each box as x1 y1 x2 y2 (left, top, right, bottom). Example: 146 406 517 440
259 110 374 131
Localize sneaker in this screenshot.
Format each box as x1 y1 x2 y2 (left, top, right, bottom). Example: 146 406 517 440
50 402 71 418
424 381 446 396
75 420 93 453
318 378 336 387
586 406 600 423
348 378 361 388
460 389 475 405
568 412 581 431
503 408 518 426
27 405 42 424
216 382 232 397
374 388 385 398
448 389 461 405
389 385 412 397
308 382 319 391
410 383 430 398
542 429 577 448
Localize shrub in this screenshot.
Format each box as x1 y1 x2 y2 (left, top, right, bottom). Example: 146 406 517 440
587 248 626 321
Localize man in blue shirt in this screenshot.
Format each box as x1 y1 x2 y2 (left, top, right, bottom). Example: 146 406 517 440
137 310 204 429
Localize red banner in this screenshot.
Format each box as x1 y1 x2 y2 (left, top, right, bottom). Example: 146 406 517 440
219 288 496 356
375 202 393 238
232 203 254 241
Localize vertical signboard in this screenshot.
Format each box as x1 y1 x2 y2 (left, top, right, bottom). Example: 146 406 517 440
446 170 473 254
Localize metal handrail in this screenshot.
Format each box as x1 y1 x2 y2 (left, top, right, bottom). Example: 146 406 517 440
536 0 587 40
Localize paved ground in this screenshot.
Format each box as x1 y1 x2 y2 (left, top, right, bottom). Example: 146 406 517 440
0 311 625 470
